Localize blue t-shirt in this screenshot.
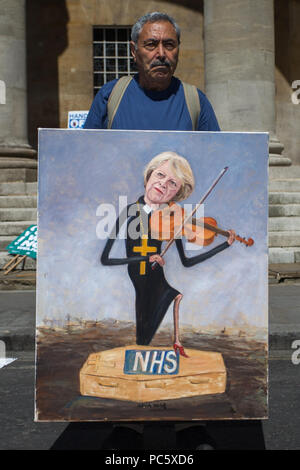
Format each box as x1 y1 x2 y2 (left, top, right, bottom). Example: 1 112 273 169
84 75 220 131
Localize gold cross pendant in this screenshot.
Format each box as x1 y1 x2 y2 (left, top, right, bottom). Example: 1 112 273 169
133 235 157 275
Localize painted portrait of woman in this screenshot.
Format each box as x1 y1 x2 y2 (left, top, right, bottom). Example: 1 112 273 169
101 151 235 357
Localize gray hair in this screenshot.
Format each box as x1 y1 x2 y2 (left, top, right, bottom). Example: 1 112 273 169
131 12 181 47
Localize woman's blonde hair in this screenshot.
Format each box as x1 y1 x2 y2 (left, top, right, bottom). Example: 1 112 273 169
144 151 195 202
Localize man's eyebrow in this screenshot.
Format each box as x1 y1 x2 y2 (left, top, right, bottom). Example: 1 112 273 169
143 38 159 43
143 38 177 43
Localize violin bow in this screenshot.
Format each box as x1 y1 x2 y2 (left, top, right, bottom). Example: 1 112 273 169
151 166 229 270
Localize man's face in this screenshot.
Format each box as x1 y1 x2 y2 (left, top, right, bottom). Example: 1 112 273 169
130 21 179 90
144 161 182 206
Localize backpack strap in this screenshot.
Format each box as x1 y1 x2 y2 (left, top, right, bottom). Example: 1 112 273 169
182 82 201 131
107 76 201 131
107 76 133 129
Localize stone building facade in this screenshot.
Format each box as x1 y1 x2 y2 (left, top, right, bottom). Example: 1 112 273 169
1 0 300 268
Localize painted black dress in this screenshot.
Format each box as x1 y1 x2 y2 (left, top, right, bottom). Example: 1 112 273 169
101 196 229 345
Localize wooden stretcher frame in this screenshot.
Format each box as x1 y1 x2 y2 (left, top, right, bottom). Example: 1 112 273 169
3 254 27 275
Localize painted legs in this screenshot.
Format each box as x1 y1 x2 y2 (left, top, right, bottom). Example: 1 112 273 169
173 294 189 357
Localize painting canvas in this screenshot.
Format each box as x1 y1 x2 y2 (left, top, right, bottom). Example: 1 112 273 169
35 129 268 421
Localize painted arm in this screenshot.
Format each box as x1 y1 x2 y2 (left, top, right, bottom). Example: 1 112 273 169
100 207 149 266
175 238 230 268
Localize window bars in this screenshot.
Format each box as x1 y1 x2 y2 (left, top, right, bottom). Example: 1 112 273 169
93 27 137 95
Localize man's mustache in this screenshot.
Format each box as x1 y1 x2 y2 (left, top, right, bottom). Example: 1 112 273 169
150 59 171 69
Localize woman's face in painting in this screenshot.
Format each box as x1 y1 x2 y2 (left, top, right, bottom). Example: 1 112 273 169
144 160 182 206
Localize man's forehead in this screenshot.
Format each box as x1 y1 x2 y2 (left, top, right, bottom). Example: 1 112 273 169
139 20 178 41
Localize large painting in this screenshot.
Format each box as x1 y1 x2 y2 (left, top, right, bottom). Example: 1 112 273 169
35 129 268 421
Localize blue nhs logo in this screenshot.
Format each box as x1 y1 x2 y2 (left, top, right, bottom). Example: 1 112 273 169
124 349 179 375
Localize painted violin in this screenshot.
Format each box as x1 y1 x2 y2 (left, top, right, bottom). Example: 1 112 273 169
149 203 254 247
148 167 254 270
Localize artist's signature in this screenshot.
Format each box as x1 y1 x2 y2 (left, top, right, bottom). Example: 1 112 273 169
137 402 167 410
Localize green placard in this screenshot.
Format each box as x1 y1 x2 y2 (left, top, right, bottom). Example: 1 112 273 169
6 225 37 259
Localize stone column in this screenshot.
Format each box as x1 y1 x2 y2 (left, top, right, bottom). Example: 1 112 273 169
0 0 36 176
203 0 290 166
